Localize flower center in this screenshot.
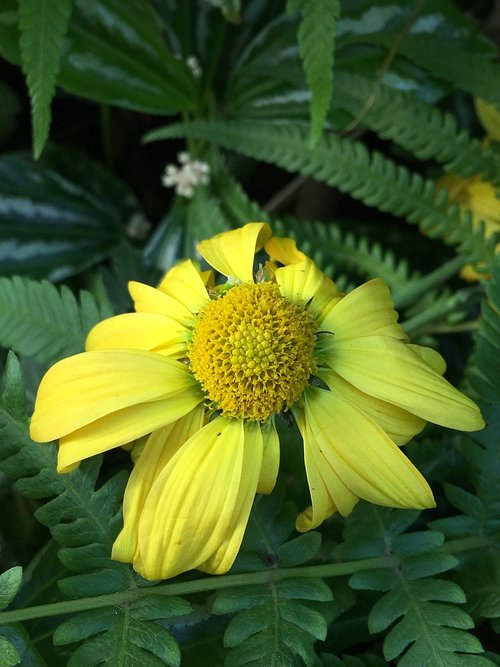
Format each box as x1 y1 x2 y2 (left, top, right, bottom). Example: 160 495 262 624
188 282 317 421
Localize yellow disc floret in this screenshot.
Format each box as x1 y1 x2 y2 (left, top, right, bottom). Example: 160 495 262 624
188 282 317 421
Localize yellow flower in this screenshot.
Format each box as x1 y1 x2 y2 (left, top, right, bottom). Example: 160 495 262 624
437 173 500 280
474 98 500 142
29 223 484 580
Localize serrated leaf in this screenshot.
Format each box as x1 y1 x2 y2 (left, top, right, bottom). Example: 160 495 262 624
276 531 321 566
0 567 23 611
18 0 72 158
0 277 110 365
288 0 340 145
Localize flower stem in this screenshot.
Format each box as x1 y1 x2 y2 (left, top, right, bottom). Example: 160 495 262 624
0 535 491 625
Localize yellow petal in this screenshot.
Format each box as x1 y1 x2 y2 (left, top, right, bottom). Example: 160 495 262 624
112 406 205 564
128 281 193 326
304 387 435 509
199 420 264 574
137 417 255 580
408 344 446 375
275 258 325 307
264 236 306 265
330 336 484 431
86 313 188 357
30 349 198 442
256 418 280 494
196 222 272 282
158 259 210 314
317 279 406 340
474 98 500 141
319 369 426 445
57 390 204 472
294 407 358 530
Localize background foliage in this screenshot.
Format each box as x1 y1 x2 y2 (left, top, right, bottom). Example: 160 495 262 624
0 0 499 664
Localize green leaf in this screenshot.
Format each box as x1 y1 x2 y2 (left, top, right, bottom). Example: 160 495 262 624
0 567 23 611
332 71 500 183
146 120 496 267
0 625 45 666
0 0 197 114
288 0 340 145
18 0 72 158
0 276 111 364
0 150 135 280
0 636 20 667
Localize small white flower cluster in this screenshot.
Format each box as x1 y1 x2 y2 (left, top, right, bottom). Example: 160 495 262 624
174 53 202 79
161 152 210 199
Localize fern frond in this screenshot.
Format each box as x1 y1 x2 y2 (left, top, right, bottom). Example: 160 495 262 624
145 120 496 266
333 72 500 182
0 353 187 666
18 0 71 158
215 495 331 667
336 505 492 666
288 0 340 145
0 276 111 364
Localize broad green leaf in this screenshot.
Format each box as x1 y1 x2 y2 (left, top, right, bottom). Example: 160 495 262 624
0 625 45 667
18 0 72 158
0 151 133 280
288 0 340 145
0 567 23 611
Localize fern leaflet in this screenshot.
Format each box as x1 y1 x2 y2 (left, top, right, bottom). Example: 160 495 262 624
145 120 497 266
333 72 500 182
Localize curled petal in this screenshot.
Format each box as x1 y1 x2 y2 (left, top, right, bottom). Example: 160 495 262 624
196 222 272 282
256 418 280 494
265 236 306 265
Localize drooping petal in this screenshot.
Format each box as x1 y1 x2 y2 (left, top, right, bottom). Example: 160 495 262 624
112 406 205 564
329 336 484 431
57 390 204 472
196 222 272 283
408 344 446 375
257 418 280 494
304 386 435 509
319 369 426 445
317 279 406 340
264 236 306 265
158 260 210 314
199 420 264 574
128 281 193 326
86 313 189 357
294 406 358 530
29 349 199 442
136 417 257 580
275 258 325 307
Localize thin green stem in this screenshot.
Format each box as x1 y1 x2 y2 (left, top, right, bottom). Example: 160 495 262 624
0 535 491 625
